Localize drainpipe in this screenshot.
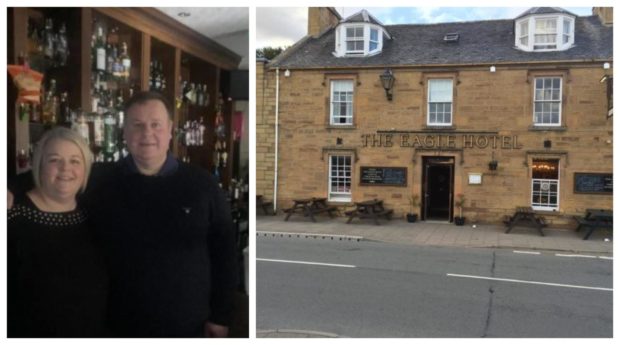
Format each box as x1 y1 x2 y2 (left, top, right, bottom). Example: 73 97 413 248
273 67 280 213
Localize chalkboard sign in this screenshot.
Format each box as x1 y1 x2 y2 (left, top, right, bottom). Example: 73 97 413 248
360 167 407 186
574 173 613 194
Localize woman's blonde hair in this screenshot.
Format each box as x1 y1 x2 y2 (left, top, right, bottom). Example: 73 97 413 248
31 127 93 193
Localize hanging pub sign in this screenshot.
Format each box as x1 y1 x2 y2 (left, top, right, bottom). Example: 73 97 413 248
360 167 407 186
574 173 613 194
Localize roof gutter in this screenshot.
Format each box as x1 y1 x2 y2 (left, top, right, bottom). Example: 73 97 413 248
273 68 280 213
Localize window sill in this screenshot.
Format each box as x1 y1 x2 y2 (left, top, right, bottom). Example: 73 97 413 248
528 125 567 132
326 125 357 130
422 125 456 131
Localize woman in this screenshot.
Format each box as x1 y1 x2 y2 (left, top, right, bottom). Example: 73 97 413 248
8 127 108 337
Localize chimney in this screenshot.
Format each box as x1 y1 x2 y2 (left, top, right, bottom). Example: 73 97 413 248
308 7 342 38
593 7 613 26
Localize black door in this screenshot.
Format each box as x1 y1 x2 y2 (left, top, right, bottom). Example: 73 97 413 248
422 157 454 221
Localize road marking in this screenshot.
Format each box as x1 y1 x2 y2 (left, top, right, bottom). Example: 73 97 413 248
555 254 597 259
257 258 356 268
513 250 540 255
599 256 613 260
447 273 612 292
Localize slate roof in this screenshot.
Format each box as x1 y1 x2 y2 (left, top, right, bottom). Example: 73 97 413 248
342 9 384 26
515 7 576 19
270 15 612 69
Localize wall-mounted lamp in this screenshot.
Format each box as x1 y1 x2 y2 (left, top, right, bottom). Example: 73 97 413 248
380 68 395 101
284 69 291 77
603 62 610 69
490 66 496 73
488 151 498 171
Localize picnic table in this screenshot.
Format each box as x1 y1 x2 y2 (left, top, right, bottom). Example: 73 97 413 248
257 195 275 215
283 197 338 222
345 199 394 225
503 206 547 236
574 209 613 240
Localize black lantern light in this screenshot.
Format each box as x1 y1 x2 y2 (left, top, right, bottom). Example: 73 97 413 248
488 151 498 171
380 68 395 101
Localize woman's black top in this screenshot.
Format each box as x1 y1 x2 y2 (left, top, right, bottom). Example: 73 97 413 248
8 193 108 337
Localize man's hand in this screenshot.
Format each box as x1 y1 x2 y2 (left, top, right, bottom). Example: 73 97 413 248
7 190 14 209
204 321 229 338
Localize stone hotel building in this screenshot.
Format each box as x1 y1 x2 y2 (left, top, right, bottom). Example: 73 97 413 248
257 7 613 226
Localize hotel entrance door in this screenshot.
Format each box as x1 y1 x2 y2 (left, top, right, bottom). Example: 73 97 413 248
422 157 454 221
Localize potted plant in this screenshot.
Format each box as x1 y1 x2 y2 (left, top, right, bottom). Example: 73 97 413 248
406 194 420 223
454 193 466 225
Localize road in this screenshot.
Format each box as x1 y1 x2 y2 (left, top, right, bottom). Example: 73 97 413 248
256 235 613 337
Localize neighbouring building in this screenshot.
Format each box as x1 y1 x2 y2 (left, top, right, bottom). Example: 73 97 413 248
257 7 613 226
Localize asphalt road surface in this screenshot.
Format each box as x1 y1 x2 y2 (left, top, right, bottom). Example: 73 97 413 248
256 235 612 337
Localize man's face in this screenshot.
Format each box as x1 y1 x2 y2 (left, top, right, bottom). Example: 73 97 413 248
124 100 173 168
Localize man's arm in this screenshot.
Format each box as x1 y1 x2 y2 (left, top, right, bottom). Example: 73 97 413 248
206 180 239 335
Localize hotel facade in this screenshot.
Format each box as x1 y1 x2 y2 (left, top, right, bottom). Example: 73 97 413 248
257 7 613 226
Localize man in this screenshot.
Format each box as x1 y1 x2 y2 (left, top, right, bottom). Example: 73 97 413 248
10 91 238 337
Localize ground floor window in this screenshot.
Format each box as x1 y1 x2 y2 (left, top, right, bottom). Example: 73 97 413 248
531 159 559 211
329 155 352 202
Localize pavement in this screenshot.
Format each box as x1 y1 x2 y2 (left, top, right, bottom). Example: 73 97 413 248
256 213 613 338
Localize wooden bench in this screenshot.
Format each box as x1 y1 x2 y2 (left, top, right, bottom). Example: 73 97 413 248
284 198 338 222
346 199 393 225
504 206 547 236
574 209 612 240
256 195 275 215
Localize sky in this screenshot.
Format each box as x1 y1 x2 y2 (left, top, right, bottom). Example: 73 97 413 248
256 7 593 49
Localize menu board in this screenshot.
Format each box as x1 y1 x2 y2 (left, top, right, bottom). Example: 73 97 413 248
574 173 613 194
360 167 407 186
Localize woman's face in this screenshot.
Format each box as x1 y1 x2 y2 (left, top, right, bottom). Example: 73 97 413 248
39 138 85 200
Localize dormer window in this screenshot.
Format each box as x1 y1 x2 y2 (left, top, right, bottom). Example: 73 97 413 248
334 10 391 58
345 27 364 54
515 13 575 52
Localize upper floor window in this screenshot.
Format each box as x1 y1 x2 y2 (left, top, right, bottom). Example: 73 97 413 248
428 79 453 126
345 27 364 54
515 14 574 52
534 77 562 126
334 23 389 57
369 29 379 52
330 80 354 125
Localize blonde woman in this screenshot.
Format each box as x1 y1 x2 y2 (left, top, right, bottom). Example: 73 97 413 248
8 127 108 337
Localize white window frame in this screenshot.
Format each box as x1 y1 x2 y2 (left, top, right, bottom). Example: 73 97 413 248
531 159 560 211
330 80 354 125
369 28 379 52
345 26 365 55
335 24 385 57
533 17 558 50
328 155 352 202
533 77 562 126
515 15 574 52
427 79 453 126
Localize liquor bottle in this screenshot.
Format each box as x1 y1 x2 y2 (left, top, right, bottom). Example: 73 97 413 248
182 81 190 103
116 92 125 128
203 84 210 107
188 83 196 105
197 84 204 106
149 61 155 90
59 92 70 125
198 117 206 146
154 63 162 90
106 43 114 74
103 107 117 158
93 111 104 147
77 112 90 144
112 45 124 79
95 24 106 72
120 42 131 81
43 18 54 60
161 78 167 93
42 79 57 125
56 23 68 66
